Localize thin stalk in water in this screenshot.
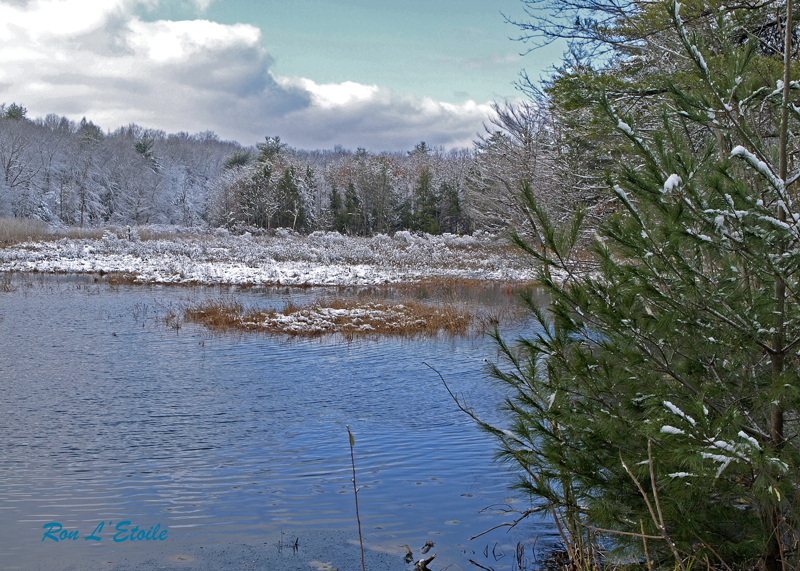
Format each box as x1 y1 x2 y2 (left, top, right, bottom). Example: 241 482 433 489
347 425 366 571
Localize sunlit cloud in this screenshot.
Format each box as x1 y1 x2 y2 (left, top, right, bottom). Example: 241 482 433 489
0 0 494 150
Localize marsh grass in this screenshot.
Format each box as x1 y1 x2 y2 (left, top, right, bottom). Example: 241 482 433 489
0 217 111 244
184 297 476 337
0 217 51 245
0 217 207 246
104 272 141 286
0 274 17 292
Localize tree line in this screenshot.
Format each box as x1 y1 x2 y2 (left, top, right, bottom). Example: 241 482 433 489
0 102 587 236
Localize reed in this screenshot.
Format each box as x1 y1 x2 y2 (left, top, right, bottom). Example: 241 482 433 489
0 217 50 244
347 426 366 571
63 227 106 240
0 274 16 292
0 217 110 245
183 297 474 337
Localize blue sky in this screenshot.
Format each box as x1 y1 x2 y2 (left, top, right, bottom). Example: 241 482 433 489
0 0 562 151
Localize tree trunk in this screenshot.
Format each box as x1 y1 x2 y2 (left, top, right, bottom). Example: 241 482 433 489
765 3 792 569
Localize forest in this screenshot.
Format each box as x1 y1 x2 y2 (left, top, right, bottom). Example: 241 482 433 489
0 99 588 238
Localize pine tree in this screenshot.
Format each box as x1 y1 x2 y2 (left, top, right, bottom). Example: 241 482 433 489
439 180 465 234
344 181 362 235
329 184 345 232
414 166 440 234
275 165 306 230
479 0 800 568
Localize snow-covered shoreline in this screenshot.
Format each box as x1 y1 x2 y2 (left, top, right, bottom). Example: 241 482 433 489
0 227 538 286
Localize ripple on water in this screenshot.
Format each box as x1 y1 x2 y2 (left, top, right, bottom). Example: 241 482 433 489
0 275 557 570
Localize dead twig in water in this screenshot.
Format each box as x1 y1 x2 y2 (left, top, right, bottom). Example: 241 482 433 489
347 426 366 571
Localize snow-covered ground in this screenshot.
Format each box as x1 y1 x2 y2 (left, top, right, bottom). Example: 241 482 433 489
0 226 539 286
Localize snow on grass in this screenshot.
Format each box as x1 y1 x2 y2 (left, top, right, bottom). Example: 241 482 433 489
0 226 537 287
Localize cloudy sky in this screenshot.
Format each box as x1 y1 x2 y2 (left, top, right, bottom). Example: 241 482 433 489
0 0 562 151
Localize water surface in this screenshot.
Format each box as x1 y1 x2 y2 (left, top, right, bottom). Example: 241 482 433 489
0 274 556 570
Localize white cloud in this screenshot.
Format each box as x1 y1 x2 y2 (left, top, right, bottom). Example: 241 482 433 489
0 0 493 151
278 77 381 110
264 80 493 150
125 19 261 63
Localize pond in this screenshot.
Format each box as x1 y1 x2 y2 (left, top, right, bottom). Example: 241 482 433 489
0 274 558 570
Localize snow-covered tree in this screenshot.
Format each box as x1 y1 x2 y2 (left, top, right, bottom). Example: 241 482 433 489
468 102 556 230
483 0 800 568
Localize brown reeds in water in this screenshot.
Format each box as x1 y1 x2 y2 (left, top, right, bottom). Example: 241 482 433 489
183 297 474 337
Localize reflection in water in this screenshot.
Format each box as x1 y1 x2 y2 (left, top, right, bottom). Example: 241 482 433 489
0 274 556 570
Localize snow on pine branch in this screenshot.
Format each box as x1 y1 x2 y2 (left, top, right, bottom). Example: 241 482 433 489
657 409 783 479
663 174 682 193
686 228 713 242
672 2 709 77
606 101 659 169
660 425 685 435
730 146 785 195
770 80 800 99
663 400 696 426
613 184 646 228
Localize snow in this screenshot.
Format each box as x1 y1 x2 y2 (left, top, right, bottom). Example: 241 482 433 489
711 440 734 452
759 214 793 232
701 453 729 463
0 228 537 286
770 458 789 473
737 431 761 450
663 174 682 193
256 302 451 335
663 400 696 426
674 2 709 76
715 458 732 479
687 229 712 242
730 146 786 195
660 425 685 435
617 120 634 136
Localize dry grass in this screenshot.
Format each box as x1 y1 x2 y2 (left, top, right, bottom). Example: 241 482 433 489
0 216 107 245
134 228 202 241
103 272 141 286
61 227 106 240
0 217 206 247
0 274 17 292
184 297 474 337
0 217 50 245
